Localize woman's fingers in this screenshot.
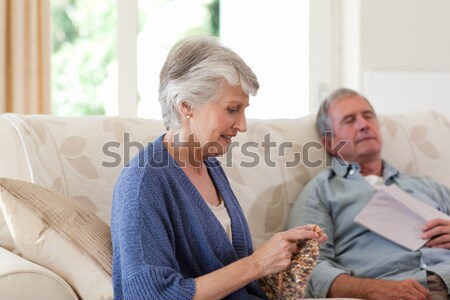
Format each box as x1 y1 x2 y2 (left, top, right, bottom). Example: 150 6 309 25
282 228 318 242
285 224 328 244
292 224 317 231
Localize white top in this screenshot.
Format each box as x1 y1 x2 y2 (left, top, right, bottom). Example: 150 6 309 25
364 174 384 190
207 200 233 242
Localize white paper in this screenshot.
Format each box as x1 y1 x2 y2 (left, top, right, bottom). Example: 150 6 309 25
354 184 450 251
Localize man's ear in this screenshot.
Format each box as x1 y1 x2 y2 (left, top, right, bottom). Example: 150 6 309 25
322 135 334 155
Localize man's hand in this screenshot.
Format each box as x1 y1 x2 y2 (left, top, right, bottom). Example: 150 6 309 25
422 218 450 249
328 274 431 300
364 279 431 300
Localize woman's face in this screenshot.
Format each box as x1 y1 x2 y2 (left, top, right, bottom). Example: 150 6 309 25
187 84 249 157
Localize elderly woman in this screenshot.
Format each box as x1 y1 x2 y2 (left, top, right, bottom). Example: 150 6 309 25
111 36 327 300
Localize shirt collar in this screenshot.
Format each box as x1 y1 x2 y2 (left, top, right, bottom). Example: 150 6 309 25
381 160 400 181
331 157 400 180
331 157 360 177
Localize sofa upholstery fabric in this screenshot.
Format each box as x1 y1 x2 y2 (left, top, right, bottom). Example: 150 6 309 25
0 111 449 299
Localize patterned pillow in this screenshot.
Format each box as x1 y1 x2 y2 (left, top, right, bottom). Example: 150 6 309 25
0 178 113 299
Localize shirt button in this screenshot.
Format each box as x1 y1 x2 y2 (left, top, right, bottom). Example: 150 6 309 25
421 263 427 269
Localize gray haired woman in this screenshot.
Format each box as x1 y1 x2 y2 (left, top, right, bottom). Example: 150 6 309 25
111 36 326 300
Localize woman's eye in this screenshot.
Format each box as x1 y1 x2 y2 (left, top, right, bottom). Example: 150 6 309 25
228 108 239 113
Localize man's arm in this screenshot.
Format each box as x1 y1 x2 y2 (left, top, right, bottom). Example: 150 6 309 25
288 178 348 298
418 176 450 249
328 274 431 300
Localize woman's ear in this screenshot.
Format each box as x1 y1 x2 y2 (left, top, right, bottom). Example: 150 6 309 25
179 102 192 118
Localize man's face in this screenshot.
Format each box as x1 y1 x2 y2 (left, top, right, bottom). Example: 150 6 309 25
324 94 383 164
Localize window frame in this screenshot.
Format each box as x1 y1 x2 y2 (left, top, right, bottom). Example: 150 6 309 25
116 0 349 117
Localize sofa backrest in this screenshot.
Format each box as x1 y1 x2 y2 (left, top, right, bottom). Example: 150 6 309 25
0 114 165 224
1 111 449 247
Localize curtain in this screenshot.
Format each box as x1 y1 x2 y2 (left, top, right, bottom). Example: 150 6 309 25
0 0 51 114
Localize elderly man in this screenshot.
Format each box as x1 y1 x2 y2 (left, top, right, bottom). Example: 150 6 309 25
288 88 450 300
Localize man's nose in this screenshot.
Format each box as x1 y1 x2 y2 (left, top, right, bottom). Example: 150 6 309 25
356 115 370 130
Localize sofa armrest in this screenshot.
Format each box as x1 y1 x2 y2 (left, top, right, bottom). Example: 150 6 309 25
0 247 78 300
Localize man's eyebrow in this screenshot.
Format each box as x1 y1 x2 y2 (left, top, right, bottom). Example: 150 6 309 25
362 110 375 115
343 109 374 118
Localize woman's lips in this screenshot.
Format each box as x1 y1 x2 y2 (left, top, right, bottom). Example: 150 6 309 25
220 135 236 144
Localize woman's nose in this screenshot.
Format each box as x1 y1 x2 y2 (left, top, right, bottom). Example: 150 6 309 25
235 112 247 132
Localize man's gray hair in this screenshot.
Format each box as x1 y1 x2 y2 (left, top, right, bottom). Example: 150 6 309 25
159 36 259 130
316 88 375 137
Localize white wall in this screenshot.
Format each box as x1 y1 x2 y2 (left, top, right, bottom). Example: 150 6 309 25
360 0 450 71
355 0 450 115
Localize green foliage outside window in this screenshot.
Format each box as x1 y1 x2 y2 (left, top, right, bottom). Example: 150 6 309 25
52 0 116 116
208 0 220 36
51 0 219 116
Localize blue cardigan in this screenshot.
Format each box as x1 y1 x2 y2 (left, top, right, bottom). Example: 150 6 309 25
111 135 266 300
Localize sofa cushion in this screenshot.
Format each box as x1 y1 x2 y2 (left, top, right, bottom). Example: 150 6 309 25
379 111 450 188
0 178 113 300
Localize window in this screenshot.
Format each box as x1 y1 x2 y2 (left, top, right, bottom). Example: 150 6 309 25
51 0 117 116
136 0 217 120
52 0 312 119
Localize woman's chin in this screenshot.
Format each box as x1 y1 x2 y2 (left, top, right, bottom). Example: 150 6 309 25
203 142 228 157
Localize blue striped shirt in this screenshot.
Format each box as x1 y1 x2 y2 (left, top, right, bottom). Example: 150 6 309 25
288 158 450 298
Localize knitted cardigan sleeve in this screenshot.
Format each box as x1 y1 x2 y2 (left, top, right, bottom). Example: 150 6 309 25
112 163 196 300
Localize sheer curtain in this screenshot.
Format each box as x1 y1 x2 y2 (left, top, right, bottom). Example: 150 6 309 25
0 0 51 114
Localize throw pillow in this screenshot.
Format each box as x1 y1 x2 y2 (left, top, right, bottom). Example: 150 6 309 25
0 212 20 254
0 178 113 300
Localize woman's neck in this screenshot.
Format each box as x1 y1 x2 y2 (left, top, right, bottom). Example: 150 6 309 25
163 130 203 169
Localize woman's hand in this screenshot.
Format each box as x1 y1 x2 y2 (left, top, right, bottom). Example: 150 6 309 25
250 224 328 277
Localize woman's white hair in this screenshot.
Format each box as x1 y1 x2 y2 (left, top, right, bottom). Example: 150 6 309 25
159 35 259 130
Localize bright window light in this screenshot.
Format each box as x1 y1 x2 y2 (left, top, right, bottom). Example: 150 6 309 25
137 0 310 120
220 0 310 119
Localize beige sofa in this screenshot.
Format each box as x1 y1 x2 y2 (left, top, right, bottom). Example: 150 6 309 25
0 111 449 299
